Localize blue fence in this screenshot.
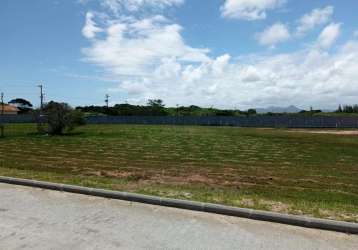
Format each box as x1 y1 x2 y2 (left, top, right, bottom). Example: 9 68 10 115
1 115 358 128
86 115 358 128
0 115 35 123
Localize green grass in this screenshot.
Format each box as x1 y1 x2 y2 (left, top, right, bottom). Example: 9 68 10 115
1 124 358 222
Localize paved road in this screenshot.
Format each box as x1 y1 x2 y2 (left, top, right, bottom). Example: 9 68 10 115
0 183 357 250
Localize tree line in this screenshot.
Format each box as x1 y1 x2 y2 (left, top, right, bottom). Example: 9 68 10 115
336 104 358 113
76 99 257 117
5 97 358 116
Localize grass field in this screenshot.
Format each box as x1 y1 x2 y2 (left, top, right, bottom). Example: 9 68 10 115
1 124 358 222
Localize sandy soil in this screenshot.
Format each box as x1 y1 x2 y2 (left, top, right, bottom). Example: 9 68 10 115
288 129 358 135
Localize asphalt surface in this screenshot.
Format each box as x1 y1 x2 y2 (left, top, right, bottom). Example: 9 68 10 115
0 183 357 250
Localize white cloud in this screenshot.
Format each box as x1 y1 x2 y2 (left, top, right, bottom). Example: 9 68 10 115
115 42 358 109
82 12 103 39
81 2 358 110
317 23 341 49
296 6 334 36
354 30 358 38
212 54 231 75
220 0 285 21
82 14 210 77
240 65 262 82
256 22 290 47
101 0 184 14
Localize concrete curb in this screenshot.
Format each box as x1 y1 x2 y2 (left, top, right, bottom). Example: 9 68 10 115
0 176 357 234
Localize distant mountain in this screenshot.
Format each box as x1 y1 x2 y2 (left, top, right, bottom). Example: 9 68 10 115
256 105 303 114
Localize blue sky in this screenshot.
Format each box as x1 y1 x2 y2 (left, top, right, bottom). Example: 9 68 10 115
1 0 358 109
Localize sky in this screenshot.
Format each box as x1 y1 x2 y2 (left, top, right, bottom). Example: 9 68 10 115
1 0 358 110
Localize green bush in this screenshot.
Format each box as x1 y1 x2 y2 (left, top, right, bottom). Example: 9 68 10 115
40 101 86 135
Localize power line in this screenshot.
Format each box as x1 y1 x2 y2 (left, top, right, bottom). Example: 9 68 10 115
0 86 121 107
3 92 37 95
0 84 37 88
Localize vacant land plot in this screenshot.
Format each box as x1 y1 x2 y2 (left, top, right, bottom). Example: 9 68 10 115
1 124 358 222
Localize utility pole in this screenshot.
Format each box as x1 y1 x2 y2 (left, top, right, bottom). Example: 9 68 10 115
37 84 45 133
38 84 44 110
0 92 4 138
105 94 110 108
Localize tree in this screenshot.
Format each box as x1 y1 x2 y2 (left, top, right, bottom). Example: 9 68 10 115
147 99 167 116
147 99 165 108
343 105 354 113
354 105 358 113
247 109 257 116
8 98 33 113
41 101 85 135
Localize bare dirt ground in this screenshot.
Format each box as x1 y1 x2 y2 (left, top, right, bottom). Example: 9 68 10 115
287 129 358 135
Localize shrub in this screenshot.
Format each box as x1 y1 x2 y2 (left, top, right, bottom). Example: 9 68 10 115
40 101 86 135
